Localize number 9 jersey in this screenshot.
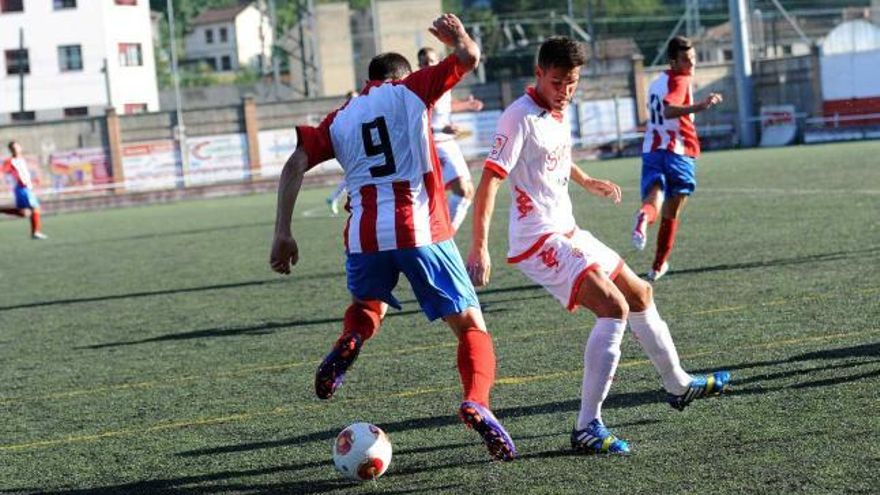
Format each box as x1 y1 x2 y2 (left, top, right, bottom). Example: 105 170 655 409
296 55 467 254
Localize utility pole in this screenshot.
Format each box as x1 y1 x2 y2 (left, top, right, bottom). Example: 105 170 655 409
268 0 282 98
167 0 189 187
729 0 755 147
18 28 25 115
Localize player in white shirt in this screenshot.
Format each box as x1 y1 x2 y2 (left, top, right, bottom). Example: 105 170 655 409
466 37 731 455
417 46 484 233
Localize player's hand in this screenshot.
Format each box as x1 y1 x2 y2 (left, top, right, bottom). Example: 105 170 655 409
466 95 484 111
586 178 622 204
441 124 459 135
429 13 468 47
466 247 492 287
702 93 723 109
270 234 299 275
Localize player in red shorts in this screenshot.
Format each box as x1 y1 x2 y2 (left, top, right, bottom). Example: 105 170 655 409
467 36 730 455
2 141 47 240
270 14 515 462
632 36 723 281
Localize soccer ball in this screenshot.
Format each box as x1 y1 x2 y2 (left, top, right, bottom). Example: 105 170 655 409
332 422 393 481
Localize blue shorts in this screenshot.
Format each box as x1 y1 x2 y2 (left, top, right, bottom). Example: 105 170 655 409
346 240 479 321
14 186 39 209
640 150 697 200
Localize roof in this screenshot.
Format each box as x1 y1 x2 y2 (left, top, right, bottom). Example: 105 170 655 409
191 3 251 26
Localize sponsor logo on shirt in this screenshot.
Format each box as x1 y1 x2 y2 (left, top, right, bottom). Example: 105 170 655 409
488 134 508 160
514 186 534 220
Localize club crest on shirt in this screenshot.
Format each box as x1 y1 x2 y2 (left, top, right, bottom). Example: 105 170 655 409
488 134 508 160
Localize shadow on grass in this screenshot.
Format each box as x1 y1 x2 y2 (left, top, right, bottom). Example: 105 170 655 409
77 295 544 350
652 246 880 279
0 272 344 313
55 221 275 247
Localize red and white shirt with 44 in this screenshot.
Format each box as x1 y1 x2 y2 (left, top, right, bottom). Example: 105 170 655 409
642 70 701 158
297 55 467 254
484 88 578 262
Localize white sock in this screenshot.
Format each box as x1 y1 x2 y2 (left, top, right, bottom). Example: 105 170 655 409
629 304 692 395
329 182 347 202
448 194 471 232
576 318 626 430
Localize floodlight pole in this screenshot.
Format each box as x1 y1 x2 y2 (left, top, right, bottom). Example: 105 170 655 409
167 0 188 187
729 0 756 147
18 28 25 115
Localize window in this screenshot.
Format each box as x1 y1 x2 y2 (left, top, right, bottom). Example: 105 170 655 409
722 49 733 61
205 28 213 44
58 45 83 71
782 45 792 56
219 27 228 43
205 57 217 70
53 0 76 9
221 55 231 71
118 43 142 66
0 0 24 13
124 103 147 114
11 111 35 121
4 49 29 75
64 107 88 118
114 0 137 5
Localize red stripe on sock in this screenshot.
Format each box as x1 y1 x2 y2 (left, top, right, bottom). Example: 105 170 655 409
30 209 41 234
457 328 496 407
653 217 679 271
342 300 383 342
640 203 658 224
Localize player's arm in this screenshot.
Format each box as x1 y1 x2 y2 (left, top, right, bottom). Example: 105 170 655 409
451 95 484 113
570 163 621 204
664 93 722 118
467 169 504 287
270 145 309 275
430 13 480 72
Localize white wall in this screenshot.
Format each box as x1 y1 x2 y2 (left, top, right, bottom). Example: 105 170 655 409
234 5 272 70
0 0 158 120
822 49 880 100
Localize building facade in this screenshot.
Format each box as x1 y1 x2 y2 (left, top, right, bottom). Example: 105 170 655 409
0 0 159 123
184 2 273 73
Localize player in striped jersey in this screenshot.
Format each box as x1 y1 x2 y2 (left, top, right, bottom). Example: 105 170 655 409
270 14 516 462
1 141 47 240
632 36 723 281
467 37 730 455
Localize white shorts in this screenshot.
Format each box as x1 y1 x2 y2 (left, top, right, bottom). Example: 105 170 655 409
510 229 624 312
436 139 471 186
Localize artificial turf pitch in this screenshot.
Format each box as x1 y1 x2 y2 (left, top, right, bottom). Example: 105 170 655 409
0 141 877 494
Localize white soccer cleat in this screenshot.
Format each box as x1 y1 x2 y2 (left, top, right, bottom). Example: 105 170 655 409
631 211 648 250
32 232 48 240
326 197 339 216
646 262 669 282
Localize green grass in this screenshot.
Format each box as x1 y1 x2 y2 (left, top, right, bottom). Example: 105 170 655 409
0 141 878 494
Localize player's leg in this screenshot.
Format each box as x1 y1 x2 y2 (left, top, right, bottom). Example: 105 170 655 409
437 141 473 232
29 207 46 239
0 207 26 217
633 152 665 250
397 240 516 461
513 230 629 454
315 250 396 400
614 265 732 410
326 180 346 216
649 153 696 280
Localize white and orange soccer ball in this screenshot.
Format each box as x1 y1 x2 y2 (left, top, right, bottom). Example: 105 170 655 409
332 422 393 481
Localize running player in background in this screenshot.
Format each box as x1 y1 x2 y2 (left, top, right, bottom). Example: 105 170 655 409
325 90 359 216
417 46 484 233
1 141 47 240
271 14 516 462
632 36 722 281
466 36 730 455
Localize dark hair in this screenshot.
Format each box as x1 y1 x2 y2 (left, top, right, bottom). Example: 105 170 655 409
537 36 587 70
7 140 17 152
417 46 435 61
368 52 412 81
667 36 694 61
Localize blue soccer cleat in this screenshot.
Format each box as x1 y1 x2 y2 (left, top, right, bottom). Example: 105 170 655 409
458 401 518 461
571 418 631 455
314 334 363 400
667 371 732 411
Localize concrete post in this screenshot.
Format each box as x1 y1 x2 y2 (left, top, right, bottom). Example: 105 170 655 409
631 54 648 126
242 96 262 181
105 107 125 193
809 44 824 117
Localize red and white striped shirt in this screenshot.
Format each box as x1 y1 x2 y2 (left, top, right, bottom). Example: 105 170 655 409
642 71 701 158
2 157 33 189
296 55 466 253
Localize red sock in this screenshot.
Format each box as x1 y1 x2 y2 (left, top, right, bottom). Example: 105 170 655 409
639 203 658 224
457 328 496 407
653 217 679 271
340 300 383 343
1 208 25 217
30 209 42 235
